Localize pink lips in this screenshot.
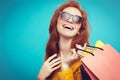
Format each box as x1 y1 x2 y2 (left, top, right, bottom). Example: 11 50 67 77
63 24 74 30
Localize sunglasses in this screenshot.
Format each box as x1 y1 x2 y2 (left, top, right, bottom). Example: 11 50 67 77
59 11 83 24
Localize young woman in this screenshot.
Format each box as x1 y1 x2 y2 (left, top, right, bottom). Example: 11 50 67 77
38 1 89 80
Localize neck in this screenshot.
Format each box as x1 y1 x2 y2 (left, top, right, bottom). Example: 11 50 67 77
59 36 73 52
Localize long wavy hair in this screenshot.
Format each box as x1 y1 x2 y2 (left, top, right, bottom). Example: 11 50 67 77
45 1 90 61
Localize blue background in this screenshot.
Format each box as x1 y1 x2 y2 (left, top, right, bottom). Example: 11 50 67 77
0 0 120 80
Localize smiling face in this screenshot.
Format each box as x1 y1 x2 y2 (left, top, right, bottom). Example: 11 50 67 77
57 7 82 38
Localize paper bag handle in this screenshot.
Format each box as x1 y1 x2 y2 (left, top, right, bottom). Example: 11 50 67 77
77 45 104 56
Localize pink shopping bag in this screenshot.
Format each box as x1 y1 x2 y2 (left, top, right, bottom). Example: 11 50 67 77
81 44 120 80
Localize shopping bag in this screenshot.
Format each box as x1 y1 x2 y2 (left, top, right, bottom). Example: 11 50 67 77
81 44 120 80
80 64 92 80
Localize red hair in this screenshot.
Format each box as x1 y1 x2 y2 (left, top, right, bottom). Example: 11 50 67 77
45 1 89 61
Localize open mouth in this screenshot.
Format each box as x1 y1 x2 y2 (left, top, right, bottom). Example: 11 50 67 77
63 24 74 30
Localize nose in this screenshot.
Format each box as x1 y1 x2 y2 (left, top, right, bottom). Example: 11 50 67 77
67 16 73 23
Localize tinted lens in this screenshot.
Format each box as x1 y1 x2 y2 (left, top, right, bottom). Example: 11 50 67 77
73 15 83 24
60 12 70 20
60 12 83 24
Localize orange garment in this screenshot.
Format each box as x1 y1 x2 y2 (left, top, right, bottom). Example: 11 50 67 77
49 60 82 80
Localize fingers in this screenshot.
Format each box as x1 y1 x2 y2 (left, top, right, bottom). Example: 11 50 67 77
76 44 83 53
47 54 61 70
50 57 61 65
52 65 61 71
77 50 86 57
42 54 61 76
51 60 61 68
76 43 87 50
50 57 61 72
83 43 87 50
71 48 79 59
76 43 87 56
76 44 82 50
47 54 57 63
39 56 61 79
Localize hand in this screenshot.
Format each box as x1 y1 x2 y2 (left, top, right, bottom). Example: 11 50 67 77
37 54 61 80
61 49 79 71
76 43 87 57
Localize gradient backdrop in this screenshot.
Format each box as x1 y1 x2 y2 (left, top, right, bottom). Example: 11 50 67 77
0 0 120 80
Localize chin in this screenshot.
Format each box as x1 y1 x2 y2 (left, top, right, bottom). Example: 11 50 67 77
62 34 76 38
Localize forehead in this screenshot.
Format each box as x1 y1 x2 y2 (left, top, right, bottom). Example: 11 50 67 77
62 7 82 16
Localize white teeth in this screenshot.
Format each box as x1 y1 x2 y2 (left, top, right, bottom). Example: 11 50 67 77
65 26 72 30
63 24 74 30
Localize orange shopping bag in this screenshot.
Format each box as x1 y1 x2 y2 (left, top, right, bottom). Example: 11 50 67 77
81 44 120 80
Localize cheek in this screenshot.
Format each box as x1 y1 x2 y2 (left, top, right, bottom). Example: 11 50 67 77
57 18 64 29
58 16 62 22
56 22 60 32
56 18 60 29
76 24 82 32
56 19 62 32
